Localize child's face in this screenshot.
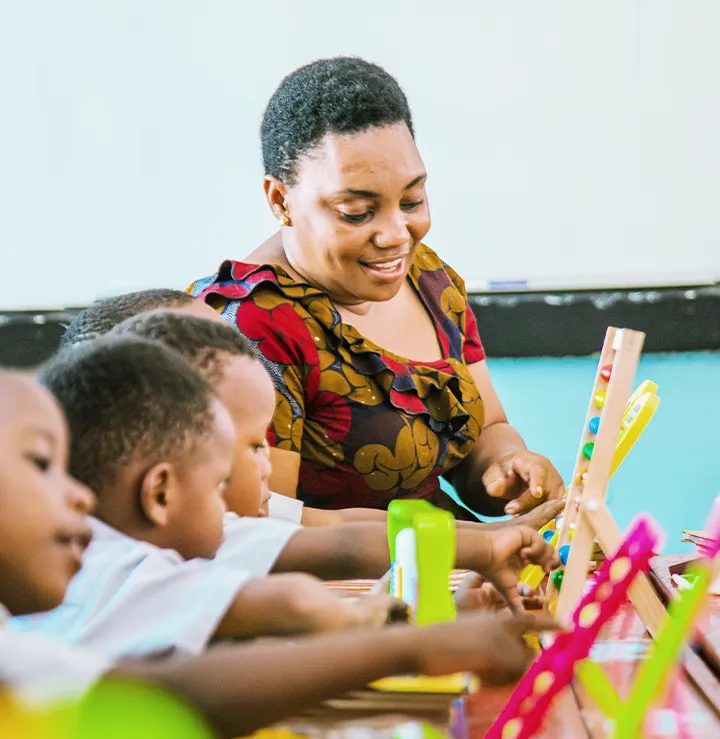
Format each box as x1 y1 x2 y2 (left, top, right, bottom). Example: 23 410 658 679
214 356 274 518
0 373 94 616
168 398 236 559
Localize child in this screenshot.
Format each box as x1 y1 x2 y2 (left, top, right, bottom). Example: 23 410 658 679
11 338 401 659
111 311 554 609
59 288 218 348
16 326 558 659
61 288 564 532
0 369 555 737
104 313 560 607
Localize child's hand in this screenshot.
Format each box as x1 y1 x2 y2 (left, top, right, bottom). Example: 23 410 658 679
346 594 409 626
483 498 564 531
478 526 560 613
291 582 406 633
221 574 406 638
453 573 545 612
413 612 558 685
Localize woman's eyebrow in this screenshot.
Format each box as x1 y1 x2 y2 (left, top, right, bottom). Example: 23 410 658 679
335 174 427 200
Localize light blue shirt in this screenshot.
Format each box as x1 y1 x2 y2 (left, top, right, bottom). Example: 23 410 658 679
0 604 112 707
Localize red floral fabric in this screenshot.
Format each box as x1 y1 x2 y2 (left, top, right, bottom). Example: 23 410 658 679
189 244 486 512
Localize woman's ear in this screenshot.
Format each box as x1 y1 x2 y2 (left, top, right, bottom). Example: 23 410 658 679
264 175 290 223
139 462 175 527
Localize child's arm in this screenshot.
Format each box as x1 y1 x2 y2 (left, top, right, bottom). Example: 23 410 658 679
300 507 387 526
115 611 556 739
272 523 560 609
300 499 564 531
213 573 405 639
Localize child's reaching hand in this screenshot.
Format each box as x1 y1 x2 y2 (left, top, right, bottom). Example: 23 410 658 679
216 573 408 639
474 526 560 613
453 572 544 613
413 612 559 685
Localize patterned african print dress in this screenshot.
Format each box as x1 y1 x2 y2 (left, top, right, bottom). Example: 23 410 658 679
189 244 486 513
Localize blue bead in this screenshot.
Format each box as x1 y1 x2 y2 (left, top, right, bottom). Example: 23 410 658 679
559 544 571 565
588 416 601 435
543 529 555 542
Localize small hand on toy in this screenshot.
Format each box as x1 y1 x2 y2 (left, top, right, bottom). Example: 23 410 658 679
484 498 565 533
454 572 545 613
480 526 561 613
482 450 565 516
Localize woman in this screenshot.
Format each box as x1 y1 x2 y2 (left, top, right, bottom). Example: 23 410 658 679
189 57 565 520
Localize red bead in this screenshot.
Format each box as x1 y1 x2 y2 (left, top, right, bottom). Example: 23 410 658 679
600 364 613 382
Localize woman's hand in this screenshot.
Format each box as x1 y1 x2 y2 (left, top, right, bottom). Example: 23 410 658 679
482 450 565 516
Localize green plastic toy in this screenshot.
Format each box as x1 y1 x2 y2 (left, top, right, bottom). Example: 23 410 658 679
387 500 456 625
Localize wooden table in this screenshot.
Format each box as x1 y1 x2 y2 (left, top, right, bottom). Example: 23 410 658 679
273 556 720 738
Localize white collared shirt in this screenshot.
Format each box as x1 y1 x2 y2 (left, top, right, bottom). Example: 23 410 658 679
267 492 304 525
10 517 260 659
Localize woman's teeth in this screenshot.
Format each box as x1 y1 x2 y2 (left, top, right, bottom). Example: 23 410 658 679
370 258 402 271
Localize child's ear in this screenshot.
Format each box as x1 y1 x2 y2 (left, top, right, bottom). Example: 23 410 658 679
139 463 176 527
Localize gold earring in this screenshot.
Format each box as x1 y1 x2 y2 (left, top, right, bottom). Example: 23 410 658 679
279 214 290 227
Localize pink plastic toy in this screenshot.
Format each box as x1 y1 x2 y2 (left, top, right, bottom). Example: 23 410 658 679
485 515 662 739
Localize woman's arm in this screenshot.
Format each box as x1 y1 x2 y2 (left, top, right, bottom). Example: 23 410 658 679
446 361 565 516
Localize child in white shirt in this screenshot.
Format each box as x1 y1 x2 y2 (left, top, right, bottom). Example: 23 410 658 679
11 338 398 659
109 311 561 606
0 368 555 738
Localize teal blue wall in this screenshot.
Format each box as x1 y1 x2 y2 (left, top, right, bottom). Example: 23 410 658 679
448 352 719 554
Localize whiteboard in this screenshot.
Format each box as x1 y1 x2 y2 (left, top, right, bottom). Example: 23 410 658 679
1 0 719 309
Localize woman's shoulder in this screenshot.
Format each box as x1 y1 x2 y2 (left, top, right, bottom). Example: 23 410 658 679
187 260 325 361
412 243 468 299
188 259 320 304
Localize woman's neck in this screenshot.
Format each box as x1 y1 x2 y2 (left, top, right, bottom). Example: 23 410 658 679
252 232 375 315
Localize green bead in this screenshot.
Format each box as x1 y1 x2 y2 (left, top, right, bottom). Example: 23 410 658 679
582 442 595 460
551 570 564 589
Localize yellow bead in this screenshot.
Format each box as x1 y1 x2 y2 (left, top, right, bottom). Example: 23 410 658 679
594 390 606 408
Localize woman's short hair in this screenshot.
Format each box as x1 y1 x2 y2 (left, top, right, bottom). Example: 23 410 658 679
261 56 414 185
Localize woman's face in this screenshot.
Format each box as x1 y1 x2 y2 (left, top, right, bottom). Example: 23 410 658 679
271 122 431 306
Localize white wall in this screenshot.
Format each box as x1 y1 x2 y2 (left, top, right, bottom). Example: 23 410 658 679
1 0 719 309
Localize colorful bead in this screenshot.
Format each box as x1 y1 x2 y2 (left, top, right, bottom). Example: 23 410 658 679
558 545 571 565
543 529 555 542
588 416 600 435
582 442 595 460
600 364 613 382
594 390 606 408
551 570 564 589
568 523 577 540
575 469 588 485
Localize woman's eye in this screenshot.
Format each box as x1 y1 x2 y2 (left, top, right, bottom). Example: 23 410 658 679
401 200 425 211
340 211 373 224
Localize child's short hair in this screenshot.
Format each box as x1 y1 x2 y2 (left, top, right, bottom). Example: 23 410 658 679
39 336 217 499
61 289 197 348
110 311 257 382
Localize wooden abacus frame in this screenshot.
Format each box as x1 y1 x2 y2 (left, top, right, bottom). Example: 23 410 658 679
546 327 667 638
